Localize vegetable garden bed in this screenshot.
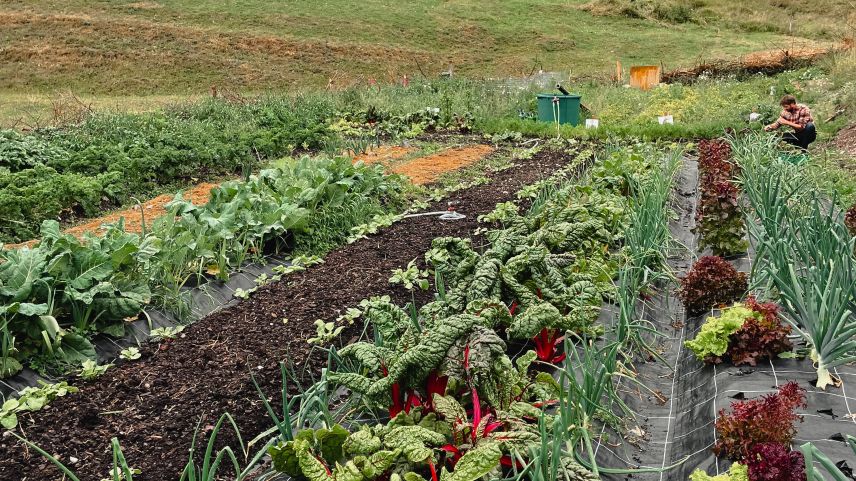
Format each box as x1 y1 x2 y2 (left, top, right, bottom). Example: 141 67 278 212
1 134 854 481
0 145 576 480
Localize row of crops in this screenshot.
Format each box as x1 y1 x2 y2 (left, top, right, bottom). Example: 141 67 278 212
2 132 855 480
0 100 449 244
7 63 849 246
2 139 683 479
0 156 409 379
675 136 856 480
256 144 680 481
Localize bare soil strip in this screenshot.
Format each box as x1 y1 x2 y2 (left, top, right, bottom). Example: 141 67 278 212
0 148 572 481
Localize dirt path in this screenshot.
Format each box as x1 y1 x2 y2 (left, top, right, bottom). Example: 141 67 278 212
0 148 574 481
355 144 496 185
353 145 416 165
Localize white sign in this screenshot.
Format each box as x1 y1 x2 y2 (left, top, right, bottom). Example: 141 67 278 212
585 119 600 129
658 115 674 125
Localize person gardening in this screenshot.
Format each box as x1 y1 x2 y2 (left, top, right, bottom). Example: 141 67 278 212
764 95 816 150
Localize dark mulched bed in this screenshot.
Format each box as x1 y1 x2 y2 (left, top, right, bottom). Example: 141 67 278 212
0 148 575 481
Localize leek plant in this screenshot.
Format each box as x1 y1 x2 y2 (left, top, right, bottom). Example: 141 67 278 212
766 200 856 389
734 135 806 293
732 135 856 390
801 435 856 481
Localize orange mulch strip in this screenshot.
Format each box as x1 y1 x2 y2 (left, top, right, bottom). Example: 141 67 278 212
388 145 495 185
9 182 221 249
353 145 415 165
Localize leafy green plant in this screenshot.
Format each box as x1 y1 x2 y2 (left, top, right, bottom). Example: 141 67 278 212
150 326 184 341
337 307 362 326
725 297 792 366
688 463 748 481
685 303 754 361
348 213 403 243
234 288 254 300
0 220 155 376
389 260 430 291
478 202 519 224
79 359 112 380
308 320 346 345
714 382 805 462
678 256 748 316
696 139 748 257
1 380 78 429
120 347 141 361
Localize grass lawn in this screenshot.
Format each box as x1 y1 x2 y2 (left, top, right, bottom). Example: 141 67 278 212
0 0 838 105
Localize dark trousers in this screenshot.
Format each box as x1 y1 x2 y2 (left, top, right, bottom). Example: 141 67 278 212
782 122 817 150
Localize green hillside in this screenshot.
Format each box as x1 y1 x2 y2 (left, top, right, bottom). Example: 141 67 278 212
2 0 848 96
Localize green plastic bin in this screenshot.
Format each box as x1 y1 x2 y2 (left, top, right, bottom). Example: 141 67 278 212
778 151 809 165
536 94 581 126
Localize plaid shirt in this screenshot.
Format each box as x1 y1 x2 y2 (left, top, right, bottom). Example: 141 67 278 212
774 104 813 129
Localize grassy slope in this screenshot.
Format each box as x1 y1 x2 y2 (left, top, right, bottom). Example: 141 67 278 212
0 1 836 110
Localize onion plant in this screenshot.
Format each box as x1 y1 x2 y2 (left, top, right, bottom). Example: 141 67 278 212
11 434 138 481
614 149 680 355
801 435 856 481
